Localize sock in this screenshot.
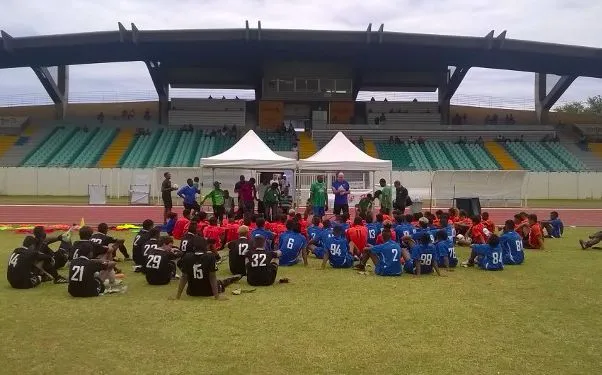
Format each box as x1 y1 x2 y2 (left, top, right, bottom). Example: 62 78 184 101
119 244 131 258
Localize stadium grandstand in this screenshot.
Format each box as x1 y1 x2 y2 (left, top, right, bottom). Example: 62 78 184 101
0 23 602 200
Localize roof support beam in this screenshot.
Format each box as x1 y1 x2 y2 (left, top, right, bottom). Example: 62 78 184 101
31 65 69 119
535 73 577 124
440 66 470 102
1 30 14 52
145 60 169 123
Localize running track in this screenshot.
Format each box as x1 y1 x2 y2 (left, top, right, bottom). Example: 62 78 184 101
0 205 599 227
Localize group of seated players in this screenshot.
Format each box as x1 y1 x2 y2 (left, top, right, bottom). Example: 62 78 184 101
7 204 568 299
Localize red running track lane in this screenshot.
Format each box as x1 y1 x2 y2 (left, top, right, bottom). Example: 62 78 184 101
0 205 599 227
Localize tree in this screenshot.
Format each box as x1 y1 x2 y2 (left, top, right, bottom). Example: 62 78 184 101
556 95 602 114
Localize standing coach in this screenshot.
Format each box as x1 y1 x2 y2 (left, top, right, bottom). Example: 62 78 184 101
331 172 350 215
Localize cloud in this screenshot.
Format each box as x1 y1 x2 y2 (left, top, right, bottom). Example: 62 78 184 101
0 0 600 107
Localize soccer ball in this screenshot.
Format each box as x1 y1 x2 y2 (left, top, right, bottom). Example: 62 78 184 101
172 184 179 189
456 234 465 241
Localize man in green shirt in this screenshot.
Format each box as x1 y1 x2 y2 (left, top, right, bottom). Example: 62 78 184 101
263 182 281 222
378 178 392 214
309 175 328 219
357 193 374 217
201 181 225 223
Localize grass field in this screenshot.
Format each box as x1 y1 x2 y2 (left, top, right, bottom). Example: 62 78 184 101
0 228 601 374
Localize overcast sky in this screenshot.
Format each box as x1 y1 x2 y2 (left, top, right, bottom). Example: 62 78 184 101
0 0 601 108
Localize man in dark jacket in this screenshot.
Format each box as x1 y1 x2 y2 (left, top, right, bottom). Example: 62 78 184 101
393 181 410 214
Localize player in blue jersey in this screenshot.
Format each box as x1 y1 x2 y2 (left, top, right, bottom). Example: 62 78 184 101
401 232 442 276
308 219 332 258
321 225 354 269
499 220 524 265
439 214 456 242
354 228 402 276
461 234 504 271
307 216 323 243
365 215 382 246
251 217 275 250
434 229 457 268
394 214 415 244
542 211 564 238
412 217 434 243
278 220 308 266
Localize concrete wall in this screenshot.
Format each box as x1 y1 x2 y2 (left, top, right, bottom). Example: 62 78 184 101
1 168 601 200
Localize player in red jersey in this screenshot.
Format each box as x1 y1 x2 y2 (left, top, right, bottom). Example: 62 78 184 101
481 211 495 234
223 212 240 244
172 209 191 240
203 216 225 251
525 214 544 249
347 217 368 256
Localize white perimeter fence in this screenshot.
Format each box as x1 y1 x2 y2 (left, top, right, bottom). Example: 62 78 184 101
0 167 601 203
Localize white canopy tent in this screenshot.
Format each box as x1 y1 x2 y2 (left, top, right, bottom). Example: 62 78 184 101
298 132 392 171
297 132 392 207
200 130 297 170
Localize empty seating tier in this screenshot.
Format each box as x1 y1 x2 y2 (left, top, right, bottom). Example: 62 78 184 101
22 127 76 167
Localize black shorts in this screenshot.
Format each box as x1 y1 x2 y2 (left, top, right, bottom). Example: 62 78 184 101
213 205 225 217
184 201 201 211
333 203 349 215
69 278 105 297
247 264 278 286
8 274 41 289
163 197 173 210
187 281 224 297
146 263 176 285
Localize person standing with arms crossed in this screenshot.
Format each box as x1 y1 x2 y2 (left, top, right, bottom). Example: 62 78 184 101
310 175 328 219
161 172 178 223
331 172 350 216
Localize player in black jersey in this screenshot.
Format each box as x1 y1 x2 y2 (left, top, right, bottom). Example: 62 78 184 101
227 225 252 275
133 219 154 267
135 226 160 272
68 242 122 297
145 236 181 285
174 249 241 300
90 223 131 261
31 226 69 283
245 235 281 286
54 236 72 269
179 221 207 254
7 236 50 289
70 226 96 261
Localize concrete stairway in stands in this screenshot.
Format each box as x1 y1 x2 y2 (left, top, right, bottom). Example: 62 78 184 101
299 132 317 158
363 139 378 158
0 126 53 167
97 128 135 168
484 141 522 170
564 143 602 171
